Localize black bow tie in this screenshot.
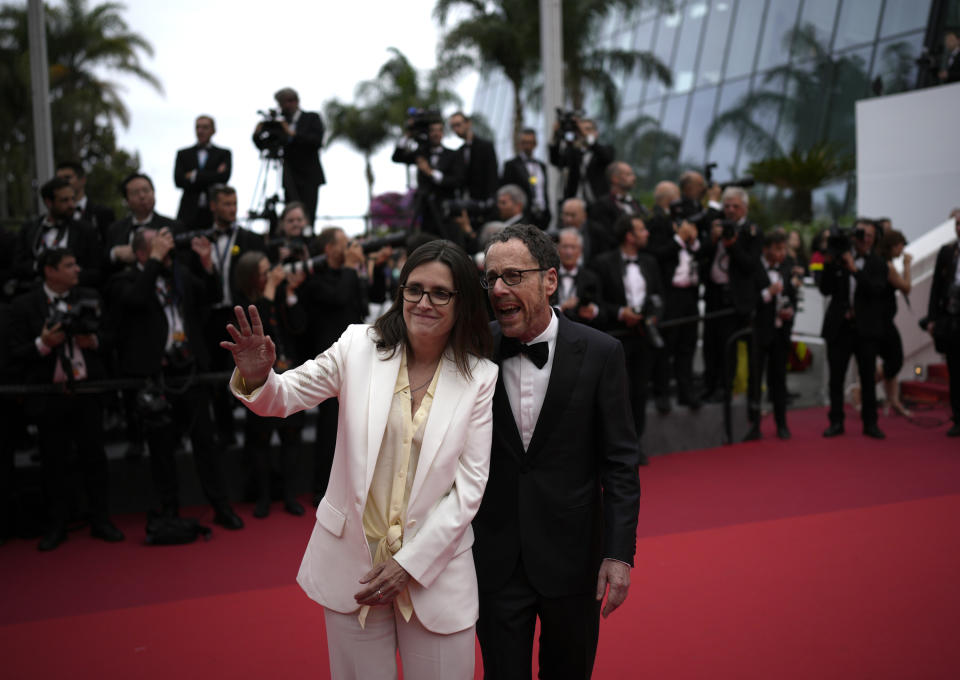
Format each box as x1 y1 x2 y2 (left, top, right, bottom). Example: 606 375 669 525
500 337 549 369
623 257 639 266
560 269 576 278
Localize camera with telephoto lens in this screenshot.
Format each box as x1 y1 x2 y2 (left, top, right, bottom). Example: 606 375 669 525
555 108 584 142
443 197 494 221
46 297 100 336
283 232 407 276
174 228 218 248
405 108 442 146
253 108 287 159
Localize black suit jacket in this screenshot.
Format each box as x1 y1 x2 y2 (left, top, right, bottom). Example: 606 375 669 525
928 241 959 322
298 263 367 356
588 193 647 231
754 260 797 347
700 221 763 317
13 218 103 292
174 143 232 228
550 266 605 327
473 313 641 597
548 137 615 201
818 251 887 342
103 213 181 278
106 258 221 376
589 250 664 337
77 201 116 242
282 111 326 187
458 136 499 202
501 155 551 228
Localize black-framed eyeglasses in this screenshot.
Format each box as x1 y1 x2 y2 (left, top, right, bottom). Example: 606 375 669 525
481 268 548 289
400 284 457 306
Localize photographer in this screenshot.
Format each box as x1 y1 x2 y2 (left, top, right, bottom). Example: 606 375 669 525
449 111 498 208
252 88 325 225
588 161 646 232
391 114 464 240
549 114 614 205
939 30 960 84
104 173 181 278
501 128 551 230
267 202 312 265
8 248 123 551
107 226 244 528
926 209 960 436
551 227 604 328
677 170 723 238
589 214 663 458
819 219 887 439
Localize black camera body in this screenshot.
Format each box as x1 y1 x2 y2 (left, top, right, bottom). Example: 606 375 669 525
555 108 584 142
283 232 407 276
405 107 442 146
254 108 286 159
47 297 100 337
443 197 494 221
720 219 739 240
826 226 868 261
174 228 218 248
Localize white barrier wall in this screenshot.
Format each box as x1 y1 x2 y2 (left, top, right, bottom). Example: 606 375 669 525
856 82 960 242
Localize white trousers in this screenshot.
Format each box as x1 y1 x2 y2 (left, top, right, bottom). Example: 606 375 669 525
323 605 475 680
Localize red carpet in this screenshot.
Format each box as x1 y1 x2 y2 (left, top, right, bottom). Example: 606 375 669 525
2 406 959 678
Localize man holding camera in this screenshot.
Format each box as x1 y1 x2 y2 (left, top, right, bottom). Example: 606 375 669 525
820 219 887 439
501 128 551 230
552 227 604 328
253 88 325 225
105 173 181 277
174 115 232 229
107 226 243 528
589 161 646 232
549 116 615 206
9 248 124 550
926 209 960 436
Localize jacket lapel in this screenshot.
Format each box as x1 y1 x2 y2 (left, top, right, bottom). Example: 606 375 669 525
408 357 463 504
365 348 402 493
492 330 525 462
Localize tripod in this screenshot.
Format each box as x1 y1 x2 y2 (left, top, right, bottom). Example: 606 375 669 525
249 151 284 237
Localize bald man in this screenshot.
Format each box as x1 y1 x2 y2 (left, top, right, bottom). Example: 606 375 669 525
589 161 646 232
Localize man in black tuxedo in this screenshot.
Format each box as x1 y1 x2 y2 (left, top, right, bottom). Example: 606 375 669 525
475 224 641 679
552 227 604 328
560 197 613 261
254 88 325 225
392 118 465 240
449 111 498 206
174 115 232 229
13 177 102 295
501 128 551 230
590 215 663 449
939 30 960 84
107 227 243 528
549 117 615 206
105 173 182 276
925 210 960 436
55 161 115 242
8 248 124 550
820 219 887 439
744 231 797 441
588 161 646 232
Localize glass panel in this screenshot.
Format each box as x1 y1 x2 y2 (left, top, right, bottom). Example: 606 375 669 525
622 19 657 109
673 1 709 93
680 86 719 165
879 0 930 38
833 0 882 50
710 78 751 176
756 0 801 71
662 94 690 136
824 46 873 154
871 31 924 95
725 0 767 80
642 98 665 125
796 0 839 52
779 58 823 151
648 10 683 99
697 0 735 86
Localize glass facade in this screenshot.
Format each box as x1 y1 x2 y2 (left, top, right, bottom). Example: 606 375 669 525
471 0 937 219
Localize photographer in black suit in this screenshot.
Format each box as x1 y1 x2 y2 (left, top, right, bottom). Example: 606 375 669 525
549 116 615 206
253 88 325 225
744 231 797 441
174 115 232 229
107 227 243 528
8 248 123 550
552 228 604 328
926 210 960 436
55 161 115 241
501 128 551 230
588 161 646 232
820 219 887 439
104 173 181 277
449 111 498 206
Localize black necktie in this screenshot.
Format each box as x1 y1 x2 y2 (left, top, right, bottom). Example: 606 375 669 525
500 337 549 369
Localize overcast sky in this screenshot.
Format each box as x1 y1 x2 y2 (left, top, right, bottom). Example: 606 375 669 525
109 0 477 236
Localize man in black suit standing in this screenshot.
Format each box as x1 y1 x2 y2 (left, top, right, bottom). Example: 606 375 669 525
925 209 960 436
501 128 551 230
55 161 115 242
449 111 498 206
938 30 960 84
744 231 797 441
475 224 641 679
254 88 325 225
552 227 604 328
104 173 181 277
820 219 887 439
590 215 663 451
174 115 232 229
107 227 243 528
549 117 615 207
8 248 124 550
588 161 646 232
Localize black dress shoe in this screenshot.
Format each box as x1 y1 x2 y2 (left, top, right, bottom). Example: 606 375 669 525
90 519 125 542
863 424 886 439
253 499 270 519
743 425 762 442
213 506 244 530
284 499 305 516
654 396 672 415
822 423 844 437
947 423 960 437
777 425 792 440
38 526 67 552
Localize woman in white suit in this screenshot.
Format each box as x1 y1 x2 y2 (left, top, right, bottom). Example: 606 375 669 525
222 240 496 679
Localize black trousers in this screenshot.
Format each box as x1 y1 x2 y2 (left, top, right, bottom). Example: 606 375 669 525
749 331 789 426
143 383 228 512
477 558 601 680
621 336 651 439
33 393 110 526
702 283 739 396
313 398 338 497
283 173 320 226
826 320 879 428
244 410 304 501
662 285 699 401
947 345 960 423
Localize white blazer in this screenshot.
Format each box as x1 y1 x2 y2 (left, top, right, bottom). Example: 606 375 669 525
231 324 498 634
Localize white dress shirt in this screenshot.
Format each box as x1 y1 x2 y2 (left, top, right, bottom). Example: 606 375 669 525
622 253 646 311
672 233 700 288
501 310 559 451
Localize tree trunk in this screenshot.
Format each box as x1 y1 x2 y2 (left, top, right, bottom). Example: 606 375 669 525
511 79 524 153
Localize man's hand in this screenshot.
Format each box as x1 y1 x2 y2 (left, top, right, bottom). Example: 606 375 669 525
113 244 136 264
41 322 66 348
345 241 365 269
706 183 723 202
372 246 393 266
415 157 432 176
220 305 276 391
216 162 227 174
768 280 784 297
280 120 294 138
186 170 197 182
560 294 579 311
578 303 599 320
841 252 857 273
191 235 213 271
454 210 474 237
621 307 643 328
286 269 306 291
355 558 412 607
596 559 631 618
74 333 98 350
903 252 913 266
677 221 698 244
150 228 175 262
779 306 795 321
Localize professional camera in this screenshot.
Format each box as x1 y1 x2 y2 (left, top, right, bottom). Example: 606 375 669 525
555 108 584 142
283 232 407 276
253 108 286 159
47 297 100 337
825 226 852 260
174 228 218 248
639 293 665 349
267 235 311 263
720 219 739 240
405 107 442 146
442 197 494 221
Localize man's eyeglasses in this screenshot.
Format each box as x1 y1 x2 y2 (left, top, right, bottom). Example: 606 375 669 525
481 268 548 290
400 285 457 306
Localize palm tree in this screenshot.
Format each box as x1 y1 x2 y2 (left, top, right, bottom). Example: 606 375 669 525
323 100 392 212
606 113 681 190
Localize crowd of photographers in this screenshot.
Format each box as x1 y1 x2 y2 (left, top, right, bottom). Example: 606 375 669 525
1 89 957 552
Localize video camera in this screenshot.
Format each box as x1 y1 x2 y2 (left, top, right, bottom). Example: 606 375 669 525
47 297 101 336
253 108 287 159
556 108 584 142
825 224 869 260
283 232 408 276
405 108 442 146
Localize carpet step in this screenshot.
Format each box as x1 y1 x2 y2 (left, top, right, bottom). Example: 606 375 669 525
926 363 949 383
901 380 950 403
